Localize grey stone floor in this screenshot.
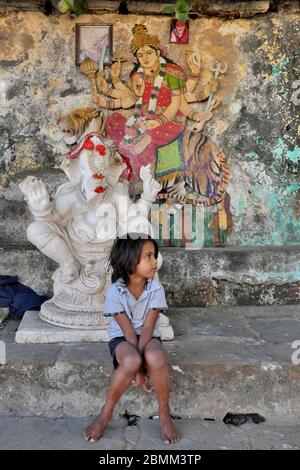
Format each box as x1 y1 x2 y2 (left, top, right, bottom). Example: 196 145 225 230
0 416 299 450
1 305 300 450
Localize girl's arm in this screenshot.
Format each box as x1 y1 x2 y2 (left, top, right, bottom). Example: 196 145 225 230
114 313 138 348
138 309 160 353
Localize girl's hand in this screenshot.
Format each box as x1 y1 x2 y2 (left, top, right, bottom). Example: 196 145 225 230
131 370 143 388
140 119 160 131
132 371 153 393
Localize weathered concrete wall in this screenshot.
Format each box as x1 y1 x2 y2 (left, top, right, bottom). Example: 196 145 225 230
1 246 300 306
0 10 299 247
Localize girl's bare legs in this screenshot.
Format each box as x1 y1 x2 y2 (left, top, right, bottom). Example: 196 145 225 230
84 342 142 442
144 339 181 444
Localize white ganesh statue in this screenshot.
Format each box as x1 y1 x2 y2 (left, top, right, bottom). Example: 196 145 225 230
19 107 173 339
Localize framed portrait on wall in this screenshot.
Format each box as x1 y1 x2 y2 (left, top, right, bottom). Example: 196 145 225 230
75 23 112 66
169 19 189 44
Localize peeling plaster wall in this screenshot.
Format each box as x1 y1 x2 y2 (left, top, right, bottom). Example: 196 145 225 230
0 11 299 247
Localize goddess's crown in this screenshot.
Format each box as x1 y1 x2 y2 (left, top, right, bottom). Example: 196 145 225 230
130 24 161 54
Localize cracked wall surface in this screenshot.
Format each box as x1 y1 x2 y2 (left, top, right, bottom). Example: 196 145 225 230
0 10 299 249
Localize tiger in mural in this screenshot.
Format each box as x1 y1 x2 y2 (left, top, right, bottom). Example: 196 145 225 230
156 121 229 208
57 105 232 246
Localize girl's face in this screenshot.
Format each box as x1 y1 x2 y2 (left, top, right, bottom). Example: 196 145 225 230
134 240 158 280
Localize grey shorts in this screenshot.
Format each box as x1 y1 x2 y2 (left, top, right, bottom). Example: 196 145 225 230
108 335 162 369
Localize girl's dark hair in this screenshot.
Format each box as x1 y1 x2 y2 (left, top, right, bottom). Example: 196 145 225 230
109 234 159 285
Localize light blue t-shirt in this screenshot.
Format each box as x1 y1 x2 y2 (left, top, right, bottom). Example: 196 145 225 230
104 278 168 340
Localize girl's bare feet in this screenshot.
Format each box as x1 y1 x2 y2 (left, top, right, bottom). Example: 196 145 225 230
132 371 153 393
83 406 113 443
142 377 153 393
159 412 181 445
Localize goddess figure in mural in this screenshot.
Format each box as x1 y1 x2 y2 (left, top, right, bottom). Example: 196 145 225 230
93 25 184 180
92 25 229 217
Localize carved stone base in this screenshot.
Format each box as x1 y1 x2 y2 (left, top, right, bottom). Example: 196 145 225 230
40 300 108 330
40 300 174 339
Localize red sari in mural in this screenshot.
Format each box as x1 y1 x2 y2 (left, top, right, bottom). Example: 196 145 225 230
106 62 186 181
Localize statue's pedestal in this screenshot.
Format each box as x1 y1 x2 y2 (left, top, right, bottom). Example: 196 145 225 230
15 310 174 344
15 311 109 344
40 300 109 329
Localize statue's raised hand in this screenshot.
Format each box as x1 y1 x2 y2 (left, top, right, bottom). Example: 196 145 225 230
140 164 161 201
21 176 51 212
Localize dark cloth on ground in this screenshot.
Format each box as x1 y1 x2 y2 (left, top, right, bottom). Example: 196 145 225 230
223 412 266 426
0 275 48 319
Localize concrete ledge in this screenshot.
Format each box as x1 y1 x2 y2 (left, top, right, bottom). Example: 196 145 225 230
1 305 299 423
15 311 109 343
15 311 174 343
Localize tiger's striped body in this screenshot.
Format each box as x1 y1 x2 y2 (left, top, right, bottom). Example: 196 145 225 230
160 129 229 207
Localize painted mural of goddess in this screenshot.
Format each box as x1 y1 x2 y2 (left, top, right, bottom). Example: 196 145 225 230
92 24 230 239
94 25 189 182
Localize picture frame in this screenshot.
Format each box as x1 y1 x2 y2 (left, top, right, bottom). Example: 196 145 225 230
75 23 113 66
169 19 189 44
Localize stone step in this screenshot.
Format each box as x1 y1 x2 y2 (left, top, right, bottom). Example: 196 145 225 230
0 305 299 423
1 246 300 306
0 416 299 450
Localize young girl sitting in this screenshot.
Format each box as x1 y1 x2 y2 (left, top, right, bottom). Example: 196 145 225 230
84 234 180 445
